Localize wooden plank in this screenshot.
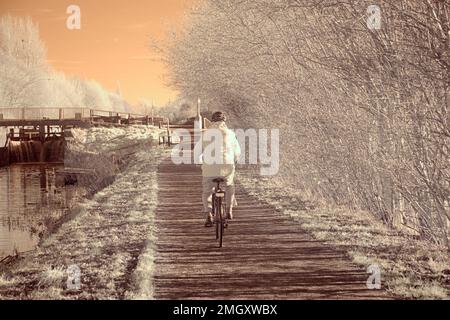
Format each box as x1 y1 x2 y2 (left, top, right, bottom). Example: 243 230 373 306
56 167 96 174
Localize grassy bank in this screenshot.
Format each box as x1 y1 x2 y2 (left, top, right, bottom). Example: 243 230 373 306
0 126 167 299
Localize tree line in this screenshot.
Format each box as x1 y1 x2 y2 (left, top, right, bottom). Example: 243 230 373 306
163 0 449 246
0 15 130 112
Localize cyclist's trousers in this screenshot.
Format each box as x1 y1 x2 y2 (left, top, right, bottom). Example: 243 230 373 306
202 172 235 216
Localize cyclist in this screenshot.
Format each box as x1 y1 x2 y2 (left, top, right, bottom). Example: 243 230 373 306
201 111 241 227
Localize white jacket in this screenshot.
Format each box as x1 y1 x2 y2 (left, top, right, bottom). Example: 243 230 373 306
201 121 241 177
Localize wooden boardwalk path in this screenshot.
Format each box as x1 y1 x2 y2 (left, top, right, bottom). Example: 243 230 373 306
153 154 389 299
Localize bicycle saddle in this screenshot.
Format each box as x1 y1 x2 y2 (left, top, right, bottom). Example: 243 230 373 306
212 178 225 183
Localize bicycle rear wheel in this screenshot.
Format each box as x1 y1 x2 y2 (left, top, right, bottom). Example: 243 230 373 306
217 197 224 248
214 195 219 240
215 211 220 241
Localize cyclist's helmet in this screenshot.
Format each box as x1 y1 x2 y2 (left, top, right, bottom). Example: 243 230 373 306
211 111 227 122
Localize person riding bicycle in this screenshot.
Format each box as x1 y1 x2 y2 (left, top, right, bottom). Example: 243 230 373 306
201 111 241 227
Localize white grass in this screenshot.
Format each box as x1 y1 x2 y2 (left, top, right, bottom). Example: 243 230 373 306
389 278 448 300
0 274 15 287
124 239 157 300
71 125 162 154
0 126 168 299
38 265 66 287
123 158 160 300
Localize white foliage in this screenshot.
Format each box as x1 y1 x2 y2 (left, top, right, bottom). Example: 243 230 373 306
0 15 132 112
164 0 450 246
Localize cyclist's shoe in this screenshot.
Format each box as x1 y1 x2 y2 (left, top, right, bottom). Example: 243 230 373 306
204 213 213 227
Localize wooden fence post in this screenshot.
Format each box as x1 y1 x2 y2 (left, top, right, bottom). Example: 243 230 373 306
166 120 171 146
39 125 45 142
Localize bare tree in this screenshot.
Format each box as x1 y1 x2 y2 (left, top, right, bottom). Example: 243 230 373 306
163 0 449 246
0 15 134 113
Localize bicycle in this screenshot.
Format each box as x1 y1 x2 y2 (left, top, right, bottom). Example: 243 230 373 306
211 178 227 248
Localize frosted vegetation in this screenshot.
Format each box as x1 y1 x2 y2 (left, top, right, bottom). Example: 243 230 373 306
162 0 449 298
163 1 450 247
0 15 130 111
0 126 165 299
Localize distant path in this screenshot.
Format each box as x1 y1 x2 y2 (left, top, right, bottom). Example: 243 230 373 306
153 155 390 299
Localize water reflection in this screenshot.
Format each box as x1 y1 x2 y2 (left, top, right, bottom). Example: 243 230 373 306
0 164 79 259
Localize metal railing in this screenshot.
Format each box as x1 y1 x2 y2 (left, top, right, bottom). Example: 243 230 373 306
0 107 169 124
0 107 91 120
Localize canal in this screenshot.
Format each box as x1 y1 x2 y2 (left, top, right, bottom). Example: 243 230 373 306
0 164 80 259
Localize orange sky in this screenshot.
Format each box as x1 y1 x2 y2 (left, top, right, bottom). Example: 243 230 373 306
0 0 193 106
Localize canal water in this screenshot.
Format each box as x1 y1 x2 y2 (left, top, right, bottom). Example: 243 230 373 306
0 164 79 259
